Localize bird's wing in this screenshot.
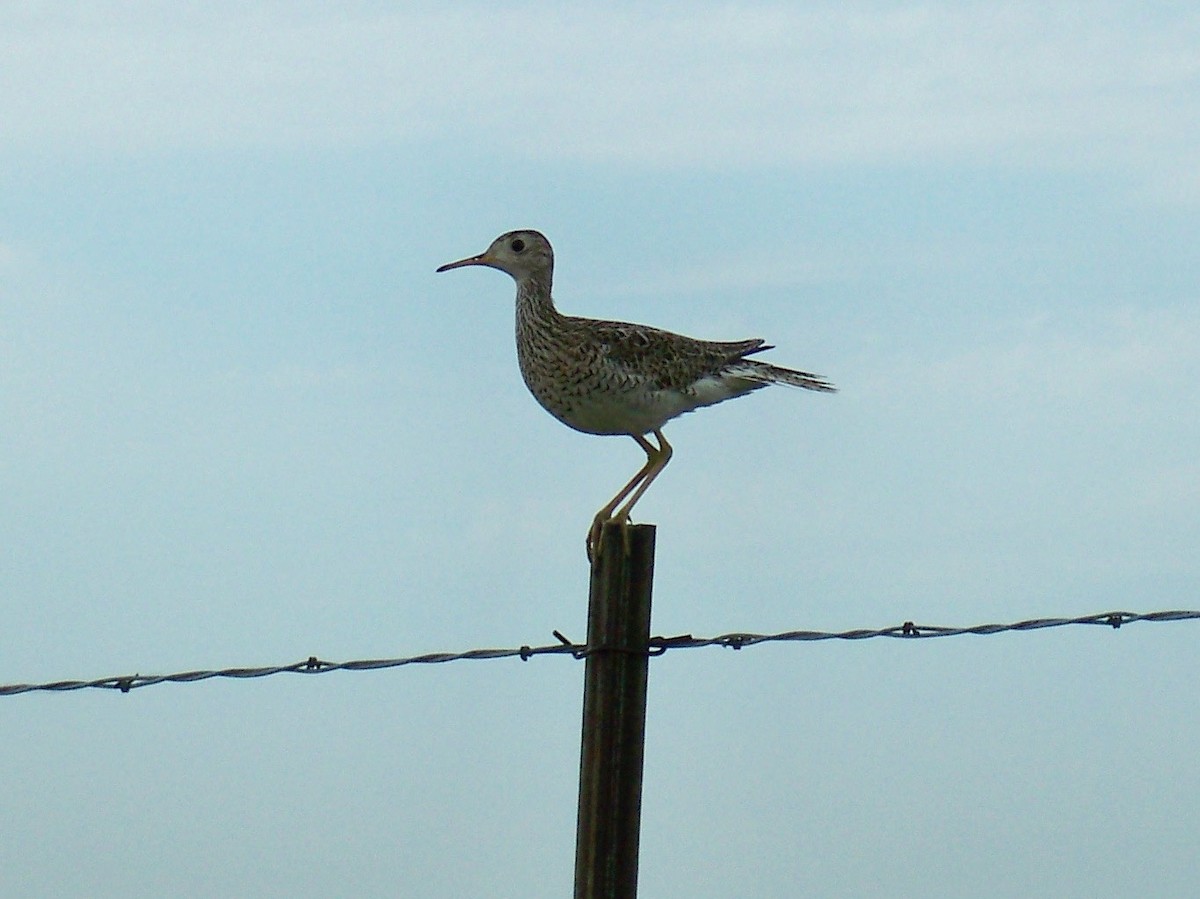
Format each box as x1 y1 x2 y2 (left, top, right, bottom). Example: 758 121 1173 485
582 318 768 390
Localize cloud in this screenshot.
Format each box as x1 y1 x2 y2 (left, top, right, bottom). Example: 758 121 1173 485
1 3 1197 195
870 304 1200 412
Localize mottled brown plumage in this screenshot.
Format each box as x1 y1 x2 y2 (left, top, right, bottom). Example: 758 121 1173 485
437 229 835 559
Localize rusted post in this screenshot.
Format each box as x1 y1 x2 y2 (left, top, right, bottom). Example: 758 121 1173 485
573 520 656 899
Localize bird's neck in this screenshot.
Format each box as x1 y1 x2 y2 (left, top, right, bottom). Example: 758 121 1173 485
515 272 560 326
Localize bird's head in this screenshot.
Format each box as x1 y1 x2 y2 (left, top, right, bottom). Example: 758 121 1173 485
436 230 554 283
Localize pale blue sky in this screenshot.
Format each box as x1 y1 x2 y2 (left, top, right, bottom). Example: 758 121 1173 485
2 4 1199 897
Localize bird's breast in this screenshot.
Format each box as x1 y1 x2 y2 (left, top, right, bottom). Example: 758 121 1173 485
515 337 677 436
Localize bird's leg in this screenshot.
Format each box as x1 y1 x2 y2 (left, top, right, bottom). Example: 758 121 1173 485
613 429 673 525
586 433 660 562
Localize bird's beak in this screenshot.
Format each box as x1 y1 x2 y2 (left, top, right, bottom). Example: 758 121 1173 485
436 252 491 273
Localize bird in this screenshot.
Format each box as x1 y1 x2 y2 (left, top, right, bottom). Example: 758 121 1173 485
436 229 835 561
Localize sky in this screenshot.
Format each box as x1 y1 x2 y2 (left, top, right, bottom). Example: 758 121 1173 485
2 2 1198 896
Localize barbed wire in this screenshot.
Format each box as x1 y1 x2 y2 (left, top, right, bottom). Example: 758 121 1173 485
2 608 1196 697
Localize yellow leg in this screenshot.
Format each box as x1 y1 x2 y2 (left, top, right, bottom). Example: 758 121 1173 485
614 429 672 523
586 430 673 562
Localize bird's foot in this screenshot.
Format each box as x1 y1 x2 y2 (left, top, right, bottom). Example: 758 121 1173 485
586 515 603 564
586 512 631 564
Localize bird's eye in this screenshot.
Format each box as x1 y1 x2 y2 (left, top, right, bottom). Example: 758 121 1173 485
510 238 526 253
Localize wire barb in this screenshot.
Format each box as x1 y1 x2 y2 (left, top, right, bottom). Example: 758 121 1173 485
2 609 1196 697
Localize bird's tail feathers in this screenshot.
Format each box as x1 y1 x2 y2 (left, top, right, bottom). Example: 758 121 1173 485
729 360 837 393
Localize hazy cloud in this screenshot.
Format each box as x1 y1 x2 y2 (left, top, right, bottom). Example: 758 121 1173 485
2 3 1197 196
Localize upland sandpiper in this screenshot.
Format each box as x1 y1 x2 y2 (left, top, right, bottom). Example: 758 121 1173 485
437 230 835 560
